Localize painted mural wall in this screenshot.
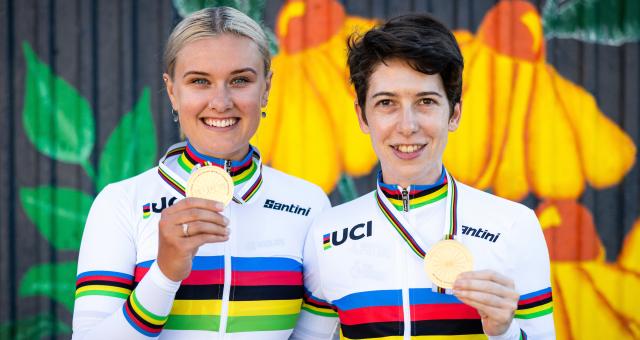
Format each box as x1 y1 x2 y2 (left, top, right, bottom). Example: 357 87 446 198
0 0 638 338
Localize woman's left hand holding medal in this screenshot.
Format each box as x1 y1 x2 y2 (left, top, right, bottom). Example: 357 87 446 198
452 270 520 336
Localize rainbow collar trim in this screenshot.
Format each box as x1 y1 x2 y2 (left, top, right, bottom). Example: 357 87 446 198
157 142 263 204
378 170 448 211
177 141 259 186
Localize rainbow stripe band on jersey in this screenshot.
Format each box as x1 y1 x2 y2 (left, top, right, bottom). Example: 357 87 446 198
302 288 338 317
122 289 168 337
75 270 134 300
331 288 484 339
515 287 553 319
132 256 304 333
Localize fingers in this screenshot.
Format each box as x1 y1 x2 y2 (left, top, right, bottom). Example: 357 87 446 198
187 233 231 248
453 270 519 320
183 221 230 238
457 270 515 289
454 271 519 304
453 287 517 310
170 208 229 228
155 198 230 282
164 197 226 214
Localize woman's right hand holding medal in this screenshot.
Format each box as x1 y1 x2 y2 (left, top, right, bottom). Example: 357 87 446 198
157 197 230 282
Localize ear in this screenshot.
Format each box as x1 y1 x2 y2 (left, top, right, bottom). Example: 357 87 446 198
355 100 370 134
163 73 178 111
261 71 273 108
448 101 462 131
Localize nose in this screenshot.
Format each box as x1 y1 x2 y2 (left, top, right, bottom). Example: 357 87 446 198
398 106 418 135
208 86 233 113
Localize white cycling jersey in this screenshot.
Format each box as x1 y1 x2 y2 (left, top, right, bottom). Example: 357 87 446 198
294 170 555 340
73 141 331 339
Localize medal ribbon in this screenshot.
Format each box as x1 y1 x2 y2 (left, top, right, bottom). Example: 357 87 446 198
375 169 459 258
376 169 460 294
157 142 263 204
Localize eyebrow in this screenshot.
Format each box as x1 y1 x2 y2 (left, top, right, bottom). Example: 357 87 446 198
416 91 443 97
372 92 396 98
230 67 257 75
182 70 209 78
182 67 258 78
371 91 443 98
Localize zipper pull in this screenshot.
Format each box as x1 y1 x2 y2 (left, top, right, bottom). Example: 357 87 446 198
224 159 232 174
401 187 409 212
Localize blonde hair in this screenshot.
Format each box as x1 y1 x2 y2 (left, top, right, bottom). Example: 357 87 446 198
164 7 271 78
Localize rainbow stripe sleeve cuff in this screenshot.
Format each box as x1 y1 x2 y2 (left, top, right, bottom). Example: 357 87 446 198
302 289 338 317
75 270 134 300
123 289 169 337
515 287 553 319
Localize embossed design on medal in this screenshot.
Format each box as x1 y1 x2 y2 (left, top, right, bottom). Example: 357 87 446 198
424 240 474 289
186 166 234 206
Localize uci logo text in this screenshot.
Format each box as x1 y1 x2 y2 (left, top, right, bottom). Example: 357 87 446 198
323 221 373 250
142 196 177 219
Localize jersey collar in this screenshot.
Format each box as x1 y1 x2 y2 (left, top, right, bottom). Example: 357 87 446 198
157 141 264 204
377 167 448 212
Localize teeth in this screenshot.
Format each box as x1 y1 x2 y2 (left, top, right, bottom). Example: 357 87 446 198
203 117 238 128
396 144 422 153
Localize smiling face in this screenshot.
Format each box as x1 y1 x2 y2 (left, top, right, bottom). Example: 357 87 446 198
356 59 461 187
164 34 271 160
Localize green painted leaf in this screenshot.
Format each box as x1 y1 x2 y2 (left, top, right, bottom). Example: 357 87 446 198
171 0 278 54
265 27 279 56
96 87 157 190
337 174 359 203
21 42 96 177
0 314 70 340
173 0 255 18
19 186 93 251
19 262 78 312
543 0 640 45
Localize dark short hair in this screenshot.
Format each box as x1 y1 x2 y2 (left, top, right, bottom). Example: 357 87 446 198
347 14 463 121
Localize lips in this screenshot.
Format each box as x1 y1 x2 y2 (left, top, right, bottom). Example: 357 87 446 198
201 117 238 128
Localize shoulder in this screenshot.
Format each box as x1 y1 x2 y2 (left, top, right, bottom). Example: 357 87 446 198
93 167 160 206
105 167 159 189
455 182 540 240
262 166 328 202
310 191 376 234
456 181 532 218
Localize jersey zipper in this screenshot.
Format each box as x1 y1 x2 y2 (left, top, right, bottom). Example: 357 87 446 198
398 236 412 339
224 159 232 174
401 186 410 212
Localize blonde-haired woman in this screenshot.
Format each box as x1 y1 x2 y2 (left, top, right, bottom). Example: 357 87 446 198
73 7 330 339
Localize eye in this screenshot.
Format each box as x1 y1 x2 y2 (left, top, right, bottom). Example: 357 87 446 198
191 78 209 86
230 77 250 86
420 98 437 105
377 99 392 106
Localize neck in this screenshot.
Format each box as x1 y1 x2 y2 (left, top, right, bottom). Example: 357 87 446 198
185 140 252 165
381 162 444 188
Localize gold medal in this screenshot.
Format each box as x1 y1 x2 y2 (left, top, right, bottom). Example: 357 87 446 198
186 166 234 206
424 239 473 289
